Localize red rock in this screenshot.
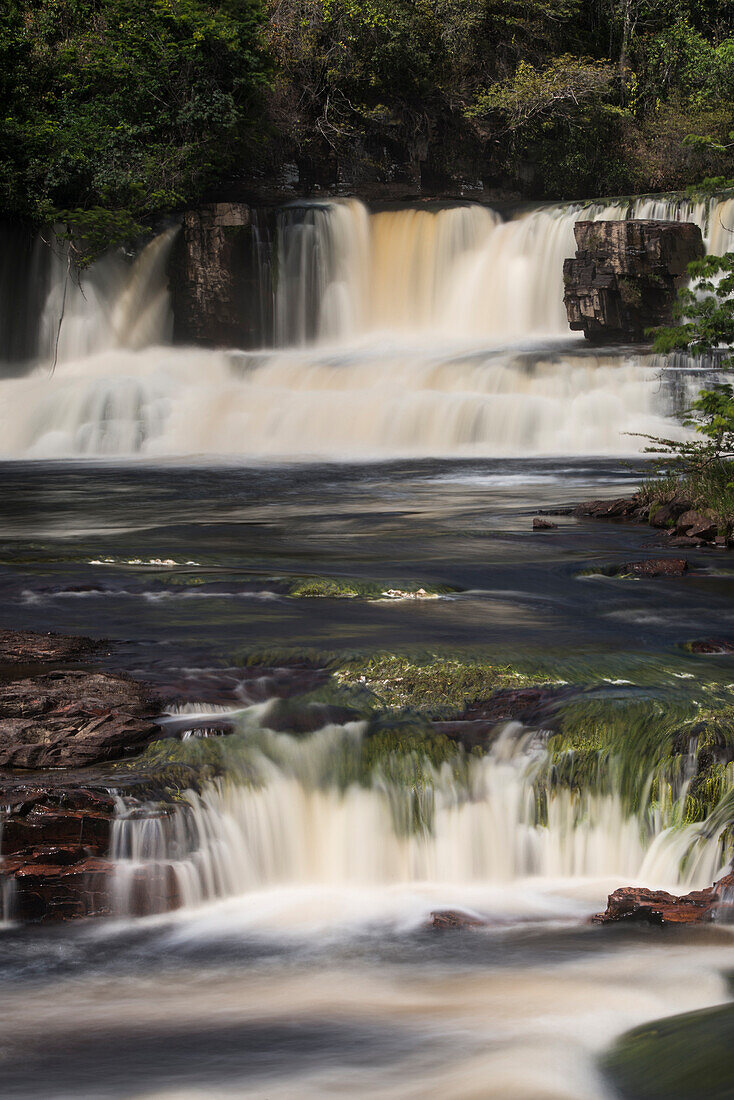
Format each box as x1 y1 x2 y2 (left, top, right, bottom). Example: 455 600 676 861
593 872 734 925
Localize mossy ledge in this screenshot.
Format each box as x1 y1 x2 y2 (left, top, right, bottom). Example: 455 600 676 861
603 1001 734 1100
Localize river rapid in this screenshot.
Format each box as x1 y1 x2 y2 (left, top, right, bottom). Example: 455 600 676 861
2 196 734 1099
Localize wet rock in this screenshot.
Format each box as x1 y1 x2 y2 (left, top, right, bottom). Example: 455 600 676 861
685 638 734 654
616 557 688 578
435 686 575 744
593 872 734 925
667 535 707 548
258 698 360 735
428 909 487 929
0 671 160 768
0 629 104 668
532 518 558 530
2 850 114 921
564 220 704 343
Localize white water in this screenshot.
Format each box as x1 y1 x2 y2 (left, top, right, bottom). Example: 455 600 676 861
2 193 732 459
111 717 728 927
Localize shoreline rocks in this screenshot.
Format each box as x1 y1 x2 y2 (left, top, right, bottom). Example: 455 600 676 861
570 492 732 549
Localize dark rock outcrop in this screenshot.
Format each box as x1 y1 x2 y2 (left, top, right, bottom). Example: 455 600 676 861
593 872 734 925
564 220 704 343
0 670 160 768
532 517 558 530
170 203 267 348
0 785 118 921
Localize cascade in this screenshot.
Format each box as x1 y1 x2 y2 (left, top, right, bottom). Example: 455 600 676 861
111 717 728 920
1 191 733 459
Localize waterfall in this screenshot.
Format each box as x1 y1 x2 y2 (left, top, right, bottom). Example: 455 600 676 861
269 192 734 346
110 719 729 921
1 191 733 458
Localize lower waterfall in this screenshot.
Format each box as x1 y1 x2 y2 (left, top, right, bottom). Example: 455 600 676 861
0 342 691 458
111 715 728 924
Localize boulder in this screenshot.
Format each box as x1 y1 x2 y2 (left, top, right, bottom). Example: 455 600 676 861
675 510 718 540
593 872 734 925
648 498 694 529
2 849 115 921
564 220 704 343
532 518 558 530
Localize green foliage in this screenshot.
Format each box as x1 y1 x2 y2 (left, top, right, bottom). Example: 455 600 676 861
2 0 269 260
4 0 734 228
643 253 734 508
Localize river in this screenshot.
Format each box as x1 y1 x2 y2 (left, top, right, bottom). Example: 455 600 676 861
1 195 733 1099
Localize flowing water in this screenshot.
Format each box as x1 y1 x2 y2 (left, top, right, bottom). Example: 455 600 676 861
1 194 734 1099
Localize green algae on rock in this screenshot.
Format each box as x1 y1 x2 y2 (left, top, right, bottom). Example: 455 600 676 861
603 1002 734 1100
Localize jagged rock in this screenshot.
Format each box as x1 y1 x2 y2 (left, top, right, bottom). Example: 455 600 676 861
170 202 267 348
0 671 160 767
593 872 734 925
573 496 647 520
533 518 558 530
564 220 704 344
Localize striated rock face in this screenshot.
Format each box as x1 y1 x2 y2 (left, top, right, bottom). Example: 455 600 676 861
169 202 267 348
563 220 704 343
0 631 165 922
593 872 734 925
0 671 160 768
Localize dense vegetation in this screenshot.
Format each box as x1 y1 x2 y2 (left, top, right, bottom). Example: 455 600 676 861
2 0 734 253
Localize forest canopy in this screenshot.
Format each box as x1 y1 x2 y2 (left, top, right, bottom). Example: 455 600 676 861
2 0 734 254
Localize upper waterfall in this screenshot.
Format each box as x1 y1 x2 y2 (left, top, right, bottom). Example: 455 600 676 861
1 191 732 458
272 193 734 347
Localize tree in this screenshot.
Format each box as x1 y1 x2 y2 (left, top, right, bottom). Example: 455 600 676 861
1 0 269 261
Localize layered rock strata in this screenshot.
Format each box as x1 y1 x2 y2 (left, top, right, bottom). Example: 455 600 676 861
563 219 704 343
